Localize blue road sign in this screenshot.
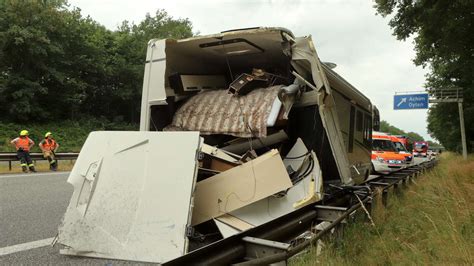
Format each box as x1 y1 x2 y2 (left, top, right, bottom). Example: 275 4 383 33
394 93 429 110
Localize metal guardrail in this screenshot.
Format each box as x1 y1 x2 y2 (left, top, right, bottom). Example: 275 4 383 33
0 152 79 171
166 159 438 265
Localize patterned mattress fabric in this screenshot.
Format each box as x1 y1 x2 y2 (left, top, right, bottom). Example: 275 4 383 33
165 85 283 138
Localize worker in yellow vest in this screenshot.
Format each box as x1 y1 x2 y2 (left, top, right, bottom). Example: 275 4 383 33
39 132 59 171
10 130 36 173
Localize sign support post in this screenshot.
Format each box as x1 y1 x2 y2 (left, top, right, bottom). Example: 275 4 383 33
428 88 467 160
394 88 467 159
458 102 468 160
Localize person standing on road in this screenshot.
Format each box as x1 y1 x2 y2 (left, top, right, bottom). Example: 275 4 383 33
39 132 59 171
10 130 36 173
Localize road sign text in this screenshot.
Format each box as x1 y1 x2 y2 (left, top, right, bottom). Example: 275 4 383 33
394 93 429 110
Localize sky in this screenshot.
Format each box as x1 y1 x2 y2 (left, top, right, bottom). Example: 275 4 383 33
68 0 432 140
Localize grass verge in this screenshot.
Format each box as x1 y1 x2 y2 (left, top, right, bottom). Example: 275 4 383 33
291 152 473 265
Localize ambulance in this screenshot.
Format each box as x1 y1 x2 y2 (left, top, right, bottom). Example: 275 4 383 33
371 132 406 174
390 135 414 166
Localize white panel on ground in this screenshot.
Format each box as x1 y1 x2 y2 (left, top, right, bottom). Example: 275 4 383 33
58 131 201 264
225 139 323 227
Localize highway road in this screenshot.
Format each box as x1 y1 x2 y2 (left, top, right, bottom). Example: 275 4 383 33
0 172 150 265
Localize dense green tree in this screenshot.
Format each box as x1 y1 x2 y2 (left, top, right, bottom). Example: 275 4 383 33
374 0 473 152
379 120 425 142
0 1 193 124
405 132 424 143
0 0 70 121
108 10 193 123
379 120 405 135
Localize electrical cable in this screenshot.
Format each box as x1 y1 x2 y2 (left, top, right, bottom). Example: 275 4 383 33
221 42 234 81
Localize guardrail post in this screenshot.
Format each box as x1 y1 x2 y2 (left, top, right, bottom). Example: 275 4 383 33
9 160 12 171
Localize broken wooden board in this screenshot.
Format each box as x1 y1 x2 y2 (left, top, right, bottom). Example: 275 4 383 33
58 131 201 264
191 149 292 225
220 139 323 234
215 214 254 231
201 143 240 162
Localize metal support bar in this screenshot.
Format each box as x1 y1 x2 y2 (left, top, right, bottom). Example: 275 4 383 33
168 160 437 266
234 197 370 265
369 181 390 186
242 237 290 264
429 87 467 159
458 102 468 160
381 176 403 180
315 205 348 222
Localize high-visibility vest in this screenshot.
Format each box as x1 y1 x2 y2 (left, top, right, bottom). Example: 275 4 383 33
16 137 31 151
43 138 57 151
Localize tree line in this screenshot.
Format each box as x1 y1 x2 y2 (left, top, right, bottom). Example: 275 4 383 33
374 0 473 152
0 0 193 124
1 1 469 152
379 120 441 148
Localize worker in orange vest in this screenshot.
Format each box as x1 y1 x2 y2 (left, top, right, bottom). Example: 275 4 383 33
39 132 59 171
10 130 36 173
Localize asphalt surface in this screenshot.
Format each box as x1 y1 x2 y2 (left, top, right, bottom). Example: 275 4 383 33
0 172 152 265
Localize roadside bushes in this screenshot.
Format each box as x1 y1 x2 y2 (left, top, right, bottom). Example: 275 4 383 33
0 118 137 152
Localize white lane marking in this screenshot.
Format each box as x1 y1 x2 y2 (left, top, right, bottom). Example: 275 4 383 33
0 237 55 256
0 172 69 179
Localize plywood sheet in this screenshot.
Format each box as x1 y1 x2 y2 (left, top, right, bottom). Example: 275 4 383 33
191 149 292 225
58 131 201 263
229 140 323 226
216 214 254 231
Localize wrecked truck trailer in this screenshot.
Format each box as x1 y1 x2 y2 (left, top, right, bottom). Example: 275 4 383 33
140 27 373 184
58 27 374 264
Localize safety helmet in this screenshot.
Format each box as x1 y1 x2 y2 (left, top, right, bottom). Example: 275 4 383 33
20 130 28 136
45 132 52 138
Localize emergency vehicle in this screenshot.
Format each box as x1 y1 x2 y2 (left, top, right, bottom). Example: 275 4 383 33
413 141 429 157
371 132 406 174
390 135 414 166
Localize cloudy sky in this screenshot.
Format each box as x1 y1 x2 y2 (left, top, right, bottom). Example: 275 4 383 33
69 0 432 140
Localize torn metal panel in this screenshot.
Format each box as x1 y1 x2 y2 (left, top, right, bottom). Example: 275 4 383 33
58 131 201 264
215 139 322 233
140 39 168 131
191 149 292 226
291 36 353 184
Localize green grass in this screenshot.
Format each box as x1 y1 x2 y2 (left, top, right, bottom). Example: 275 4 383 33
0 118 137 152
291 152 474 265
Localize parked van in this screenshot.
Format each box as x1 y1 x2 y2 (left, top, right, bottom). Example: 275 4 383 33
371 132 406 174
390 135 414 166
